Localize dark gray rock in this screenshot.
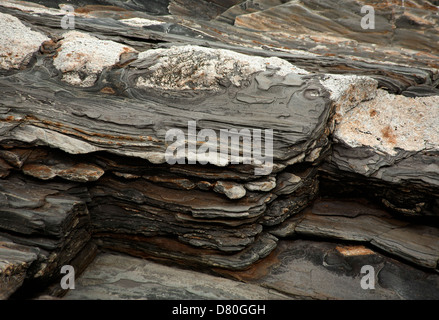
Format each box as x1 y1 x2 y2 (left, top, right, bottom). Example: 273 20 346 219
0 0 438 300
271 199 439 270
221 239 439 300
63 252 288 300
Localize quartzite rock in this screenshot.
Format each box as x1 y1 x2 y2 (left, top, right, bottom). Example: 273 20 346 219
323 85 439 216
0 0 438 299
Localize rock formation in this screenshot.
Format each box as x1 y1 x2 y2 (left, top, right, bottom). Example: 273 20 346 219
0 0 438 299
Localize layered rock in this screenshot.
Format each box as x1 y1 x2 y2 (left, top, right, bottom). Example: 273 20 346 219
270 199 439 270
64 252 288 300
0 7 332 287
0 0 438 299
0 173 94 298
219 239 439 300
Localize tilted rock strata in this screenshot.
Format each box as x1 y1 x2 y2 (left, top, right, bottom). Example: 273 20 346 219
0 0 438 298
0 10 332 288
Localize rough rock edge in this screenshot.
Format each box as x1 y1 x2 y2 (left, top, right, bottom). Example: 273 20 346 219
0 12 49 70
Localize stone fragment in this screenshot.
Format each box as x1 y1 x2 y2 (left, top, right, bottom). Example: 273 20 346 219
0 238 39 299
245 176 276 192
23 162 104 182
325 85 439 216
213 181 246 200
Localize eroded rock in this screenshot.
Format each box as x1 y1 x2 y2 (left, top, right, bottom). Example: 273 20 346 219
0 0 438 300
0 12 49 70
53 31 137 87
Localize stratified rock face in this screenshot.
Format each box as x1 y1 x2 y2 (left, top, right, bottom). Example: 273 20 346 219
0 0 438 299
0 174 92 298
0 9 332 281
271 199 439 270
64 252 287 300
0 238 39 299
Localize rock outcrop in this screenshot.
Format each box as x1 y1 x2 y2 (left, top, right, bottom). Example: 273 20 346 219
0 0 438 299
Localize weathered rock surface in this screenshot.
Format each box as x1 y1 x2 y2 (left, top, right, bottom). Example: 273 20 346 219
270 199 439 270
0 0 438 299
322 81 439 216
0 237 39 299
0 11 49 70
64 252 288 300
219 239 439 300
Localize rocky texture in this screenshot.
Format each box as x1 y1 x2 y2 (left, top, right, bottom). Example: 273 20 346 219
64 252 288 300
0 173 94 298
270 199 439 270
0 238 39 299
0 7 332 275
321 81 439 217
0 11 49 70
135 45 308 91
0 0 438 299
219 239 439 300
53 31 138 87
64 241 439 300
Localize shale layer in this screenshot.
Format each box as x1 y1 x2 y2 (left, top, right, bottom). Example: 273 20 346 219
0 0 438 299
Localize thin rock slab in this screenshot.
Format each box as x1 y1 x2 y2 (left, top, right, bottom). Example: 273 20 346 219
95 233 278 271
274 199 439 270
63 252 288 300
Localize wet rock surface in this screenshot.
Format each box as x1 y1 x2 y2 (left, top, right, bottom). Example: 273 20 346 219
0 0 438 299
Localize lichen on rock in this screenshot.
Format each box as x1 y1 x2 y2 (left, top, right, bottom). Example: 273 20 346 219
0 12 49 70
135 45 309 91
53 31 137 87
